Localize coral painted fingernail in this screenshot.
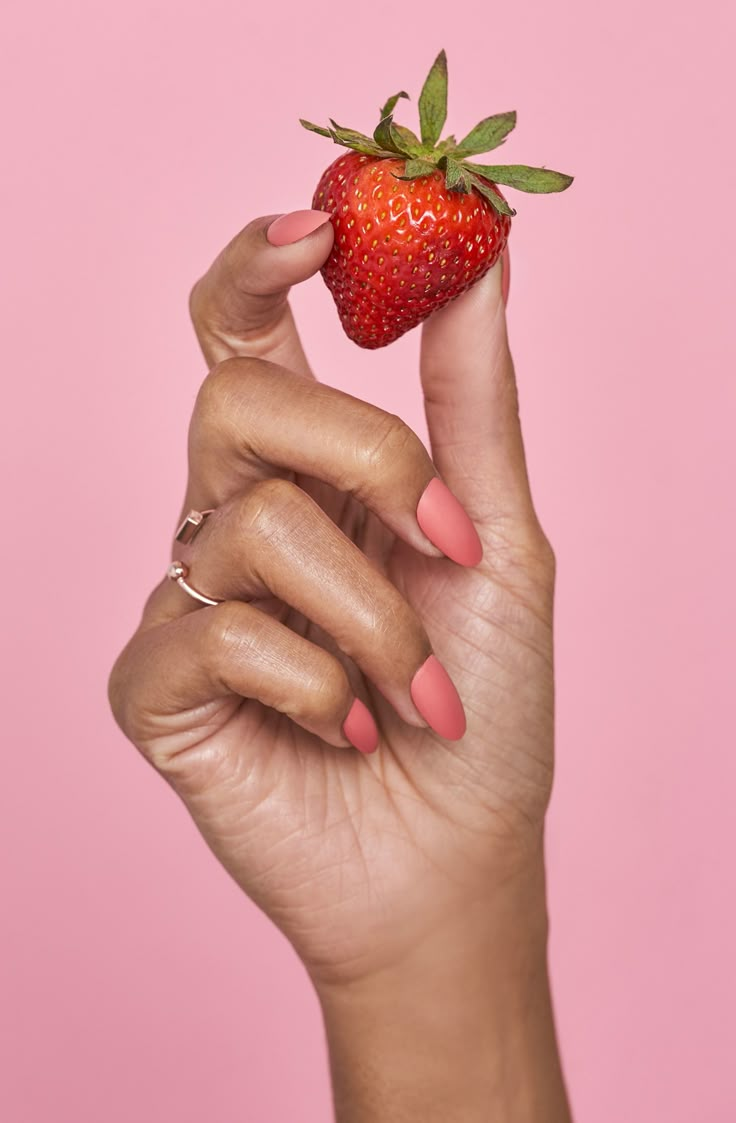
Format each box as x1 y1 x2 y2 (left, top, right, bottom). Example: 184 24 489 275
342 698 379 754
416 478 483 567
410 655 466 741
266 209 332 247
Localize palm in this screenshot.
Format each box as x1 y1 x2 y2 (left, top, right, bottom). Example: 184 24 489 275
163 470 554 986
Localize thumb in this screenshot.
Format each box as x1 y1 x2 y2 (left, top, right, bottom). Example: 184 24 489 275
419 250 537 528
189 209 334 375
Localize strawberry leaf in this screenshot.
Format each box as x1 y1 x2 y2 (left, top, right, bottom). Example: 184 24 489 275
467 173 516 217
436 135 457 155
454 111 517 157
393 158 436 180
440 156 472 193
300 119 332 138
329 120 385 155
373 114 413 156
391 123 424 156
418 49 448 148
379 91 409 121
465 163 574 193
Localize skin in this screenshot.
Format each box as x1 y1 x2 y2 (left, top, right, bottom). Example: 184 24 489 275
108 212 572 1121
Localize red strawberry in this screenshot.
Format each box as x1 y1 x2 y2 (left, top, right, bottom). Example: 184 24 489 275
312 152 512 348
301 50 573 349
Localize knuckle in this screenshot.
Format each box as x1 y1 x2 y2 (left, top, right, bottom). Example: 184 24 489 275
301 658 353 725
202 602 253 664
106 635 147 741
195 356 265 430
373 589 430 670
360 412 424 477
106 647 130 733
188 275 205 327
237 476 303 539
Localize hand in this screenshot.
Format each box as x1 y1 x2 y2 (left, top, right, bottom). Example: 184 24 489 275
109 209 568 1119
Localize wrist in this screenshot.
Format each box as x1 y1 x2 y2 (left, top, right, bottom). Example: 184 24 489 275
314 858 571 1122
315 855 550 1000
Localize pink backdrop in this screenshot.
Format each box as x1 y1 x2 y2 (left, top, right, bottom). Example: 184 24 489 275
2 1 734 1119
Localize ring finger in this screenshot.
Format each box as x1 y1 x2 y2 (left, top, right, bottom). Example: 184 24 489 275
154 476 466 739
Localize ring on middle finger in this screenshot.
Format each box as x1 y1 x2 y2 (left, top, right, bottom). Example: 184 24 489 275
174 507 216 544
167 507 223 606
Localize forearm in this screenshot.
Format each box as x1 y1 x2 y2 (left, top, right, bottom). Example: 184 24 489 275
315 861 571 1123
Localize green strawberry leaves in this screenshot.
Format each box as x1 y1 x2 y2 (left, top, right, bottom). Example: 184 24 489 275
373 115 424 158
418 49 448 148
300 49 574 211
299 119 332 139
329 121 384 155
373 114 406 154
393 158 437 180
455 111 517 157
439 156 472 194
466 174 517 217
300 114 423 161
391 123 424 155
300 119 383 155
465 163 574 193
379 91 409 120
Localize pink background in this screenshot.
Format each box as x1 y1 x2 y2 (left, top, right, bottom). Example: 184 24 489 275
2 0 734 1119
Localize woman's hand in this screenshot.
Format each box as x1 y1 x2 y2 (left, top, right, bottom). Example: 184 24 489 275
109 209 569 1120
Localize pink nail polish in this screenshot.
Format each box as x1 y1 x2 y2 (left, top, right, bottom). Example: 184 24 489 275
410 655 466 741
266 209 332 247
416 477 483 567
342 697 379 754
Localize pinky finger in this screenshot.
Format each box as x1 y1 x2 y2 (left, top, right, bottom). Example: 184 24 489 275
108 599 380 760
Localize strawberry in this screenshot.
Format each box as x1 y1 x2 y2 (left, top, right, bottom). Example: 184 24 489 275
301 50 573 349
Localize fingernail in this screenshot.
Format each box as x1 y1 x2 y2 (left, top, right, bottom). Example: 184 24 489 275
342 697 379 754
416 478 483 567
500 245 511 307
410 655 466 741
266 209 332 247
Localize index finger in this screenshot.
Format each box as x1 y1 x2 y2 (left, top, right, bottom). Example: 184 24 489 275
188 209 334 375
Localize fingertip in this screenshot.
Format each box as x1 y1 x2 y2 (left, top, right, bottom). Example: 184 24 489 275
193 211 336 364
476 254 505 307
416 477 484 568
421 252 506 352
342 697 380 754
266 209 333 248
